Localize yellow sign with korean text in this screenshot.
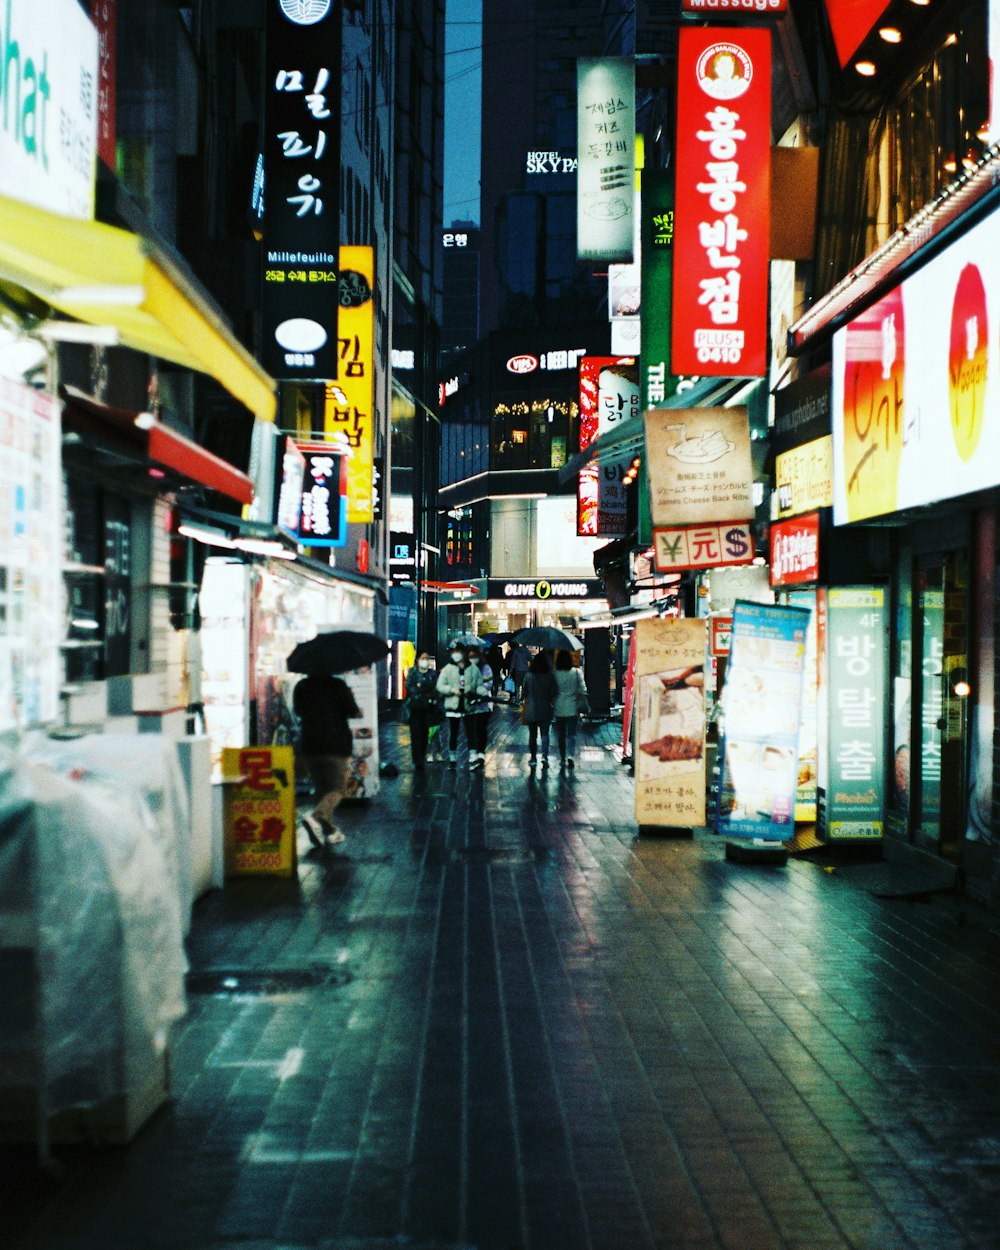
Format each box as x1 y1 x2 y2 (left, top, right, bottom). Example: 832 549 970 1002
633 617 708 828
644 407 753 527
326 246 375 522
775 436 832 518
222 746 297 878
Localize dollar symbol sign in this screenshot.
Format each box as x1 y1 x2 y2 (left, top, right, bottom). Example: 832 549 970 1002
725 528 750 558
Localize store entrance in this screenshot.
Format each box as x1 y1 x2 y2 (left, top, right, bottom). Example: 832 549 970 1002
912 550 969 862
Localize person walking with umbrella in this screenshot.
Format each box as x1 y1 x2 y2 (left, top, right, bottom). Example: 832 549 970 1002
436 641 472 766
287 631 388 848
522 651 557 768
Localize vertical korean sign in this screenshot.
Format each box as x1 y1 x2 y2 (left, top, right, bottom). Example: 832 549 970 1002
296 444 348 546
672 27 771 377
640 168 678 410
88 1 117 170
633 617 708 829
577 57 635 262
326 245 375 522
818 587 887 840
577 356 639 536
262 0 341 380
222 745 297 877
715 601 810 840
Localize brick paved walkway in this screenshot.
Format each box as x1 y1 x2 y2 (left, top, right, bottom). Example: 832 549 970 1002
5 707 1000 1249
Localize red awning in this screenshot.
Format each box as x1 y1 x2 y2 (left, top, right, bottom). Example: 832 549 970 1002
61 385 253 506
789 145 1000 355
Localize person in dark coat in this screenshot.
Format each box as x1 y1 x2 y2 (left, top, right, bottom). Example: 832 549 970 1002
403 651 442 770
521 651 557 767
293 670 361 847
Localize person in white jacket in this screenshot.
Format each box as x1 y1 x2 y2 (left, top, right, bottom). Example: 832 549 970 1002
552 650 588 768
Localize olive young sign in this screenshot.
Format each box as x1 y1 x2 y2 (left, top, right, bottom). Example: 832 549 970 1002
672 27 771 377
0 0 98 218
261 0 341 379
831 206 1000 523
487 578 605 601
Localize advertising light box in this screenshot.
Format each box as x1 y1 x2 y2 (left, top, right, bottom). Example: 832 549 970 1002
832 207 1000 523
577 57 635 263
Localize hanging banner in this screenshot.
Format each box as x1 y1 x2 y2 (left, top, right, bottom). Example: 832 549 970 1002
342 662 381 800
818 587 887 840
89 0 117 170
577 356 639 536
261 0 342 379
577 57 635 262
326 245 376 523
645 406 753 526
295 443 348 547
786 589 818 822
714 600 810 840
672 27 771 377
653 521 754 573
769 512 820 586
640 168 680 410
622 628 638 754
222 745 297 878
633 617 708 828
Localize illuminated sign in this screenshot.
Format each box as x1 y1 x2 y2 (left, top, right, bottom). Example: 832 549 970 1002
392 349 414 369
295 442 347 547
261 0 341 379
578 356 639 537
506 349 586 375
527 150 578 174
577 57 635 262
325 245 375 523
822 0 891 68
683 0 786 9
442 230 471 247
652 521 754 572
488 579 605 600
775 436 833 517
645 407 754 526
275 437 305 536
769 512 820 586
672 27 771 377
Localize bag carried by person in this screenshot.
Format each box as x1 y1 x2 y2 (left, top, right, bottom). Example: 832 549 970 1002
503 676 516 694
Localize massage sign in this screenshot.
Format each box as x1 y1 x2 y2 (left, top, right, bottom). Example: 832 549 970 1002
672 27 771 378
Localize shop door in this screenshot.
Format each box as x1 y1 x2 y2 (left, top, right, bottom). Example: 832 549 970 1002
913 550 969 861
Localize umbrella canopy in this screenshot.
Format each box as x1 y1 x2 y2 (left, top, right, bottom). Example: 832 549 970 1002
448 633 484 648
287 630 389 674
512 625 583 651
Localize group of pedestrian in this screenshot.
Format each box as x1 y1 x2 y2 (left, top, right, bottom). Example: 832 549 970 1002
402 639 590 772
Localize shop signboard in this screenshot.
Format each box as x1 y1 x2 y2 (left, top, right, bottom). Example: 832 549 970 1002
822 0 891 67
0 0 98 218
672 26 771 377
577 57 635 263
295 442 347 547
633 617 708 828
714 600 810 840
775 438 832 517
88 0 116 170
222 745 297 878
682 0 786 9
640 169 683 411
578 356 639 536
326 245 376 523
652 521 753 573
785 589 818 821
342 662 380 800
261 0 341 380
818 586 887 840
275 436 305 537
0 377 60 730
645 406 753 526
486 578 606 601
831 206 1000 523
769 512 820 586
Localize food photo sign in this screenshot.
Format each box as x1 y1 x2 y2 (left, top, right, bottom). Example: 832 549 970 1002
645 406 754 526
633 617 709 829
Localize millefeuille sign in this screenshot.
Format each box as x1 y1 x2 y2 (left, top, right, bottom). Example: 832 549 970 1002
0 0 98 218
672 27 771 377
262 0 342 380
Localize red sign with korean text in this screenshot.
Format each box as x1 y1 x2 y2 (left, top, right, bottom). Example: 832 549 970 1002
672 27 771 377
89 1 117 169
769 512 821 586
577 356 638 536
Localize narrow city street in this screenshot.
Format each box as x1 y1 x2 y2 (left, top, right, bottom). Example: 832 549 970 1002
5 710 1000 1250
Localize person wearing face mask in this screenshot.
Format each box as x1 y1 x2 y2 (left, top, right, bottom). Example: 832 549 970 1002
403 650 443 770
436 643 471 766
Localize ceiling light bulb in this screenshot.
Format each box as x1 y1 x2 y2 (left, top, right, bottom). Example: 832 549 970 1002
879 26 902 42
855 60 877 77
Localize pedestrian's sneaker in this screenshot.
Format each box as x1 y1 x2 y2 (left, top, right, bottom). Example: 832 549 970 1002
323 825 347 846
470 751 483 769
302 813 324 848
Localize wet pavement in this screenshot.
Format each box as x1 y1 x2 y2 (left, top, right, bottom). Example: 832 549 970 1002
5 707 1000 1249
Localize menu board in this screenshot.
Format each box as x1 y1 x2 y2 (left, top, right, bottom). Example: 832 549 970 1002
714 600 811 840
633 617 708 828
645 407 753 526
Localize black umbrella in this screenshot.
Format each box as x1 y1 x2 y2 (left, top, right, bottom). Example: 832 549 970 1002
287 630 389 674
512 625 583 651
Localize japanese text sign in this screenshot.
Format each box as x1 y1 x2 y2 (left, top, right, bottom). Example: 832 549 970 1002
325 245 376 523
295 442 347 546
262 0 341 379
652 521 754 572
645 407 754 526
817 587 886 840
0 0 98 218
714 600 811 840
831 206 1000 523
633 617 708 829
672 27 771 377
222 745 297 877
776 436 832 517
769 512 820 586
577 57 635 262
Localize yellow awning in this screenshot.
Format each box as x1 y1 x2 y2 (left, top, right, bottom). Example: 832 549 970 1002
0 194 276 422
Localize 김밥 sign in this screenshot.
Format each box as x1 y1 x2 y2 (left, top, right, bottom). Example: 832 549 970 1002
645 407 753 526
261 0 341 379
633 617 708 829
577 57 635 263
325 245 376 523
672 27 771 377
